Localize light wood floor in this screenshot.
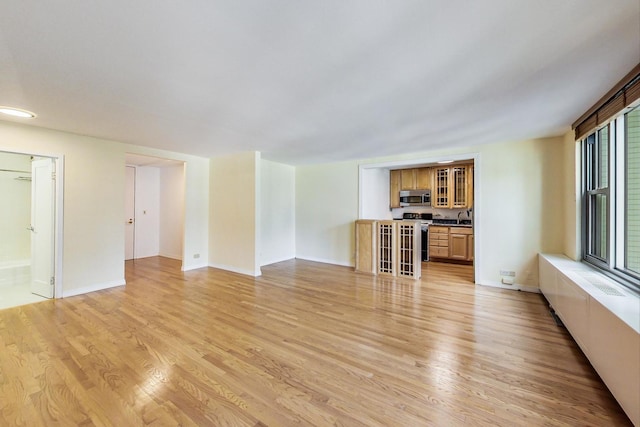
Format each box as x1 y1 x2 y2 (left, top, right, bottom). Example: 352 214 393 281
0 257 631 426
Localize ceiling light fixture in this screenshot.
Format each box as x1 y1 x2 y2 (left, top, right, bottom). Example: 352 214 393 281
0 106 37 118
437 160 454 164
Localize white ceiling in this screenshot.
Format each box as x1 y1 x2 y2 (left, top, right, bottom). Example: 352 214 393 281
1 1 638 165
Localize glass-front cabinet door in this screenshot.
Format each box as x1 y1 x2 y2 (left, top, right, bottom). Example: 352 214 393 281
451 166 467 208
434 167 449 208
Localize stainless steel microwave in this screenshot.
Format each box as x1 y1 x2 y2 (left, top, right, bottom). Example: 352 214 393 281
399 190 431 207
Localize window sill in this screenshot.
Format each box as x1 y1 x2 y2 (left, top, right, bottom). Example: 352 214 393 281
540 253 639 334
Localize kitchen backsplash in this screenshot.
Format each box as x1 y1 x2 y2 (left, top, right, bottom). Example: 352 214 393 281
390 206 473 221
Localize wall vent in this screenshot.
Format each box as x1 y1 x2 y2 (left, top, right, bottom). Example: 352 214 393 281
578 271 625 296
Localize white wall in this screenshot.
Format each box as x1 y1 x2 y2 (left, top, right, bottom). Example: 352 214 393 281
563 130 581 260
260 159 295 266
360 167 392 220
296 161 359 266
133 166 160 258
209 151 260 276
0 122 126 295
159 164 184 260
0 120 210 295
296 136 566 289
0 152 31 262
477 138 564 289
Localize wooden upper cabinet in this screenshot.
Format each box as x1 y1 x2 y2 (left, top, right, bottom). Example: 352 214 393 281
389 170 401 208
433 167 450 208
415 168 432 190
467 165 474 209
400 169 417 190
451 166 468 208
390 164 472 209
433 164 473 209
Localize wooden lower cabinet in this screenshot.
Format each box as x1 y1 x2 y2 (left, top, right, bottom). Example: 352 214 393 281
377 221 396 276
450 227 473 260
355 220 377 274
429 226 473 262
355 220 421 279
396 221 421 279
428 226 450 259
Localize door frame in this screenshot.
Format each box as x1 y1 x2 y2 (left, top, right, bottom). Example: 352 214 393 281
358 152 480 285
1 148 64 298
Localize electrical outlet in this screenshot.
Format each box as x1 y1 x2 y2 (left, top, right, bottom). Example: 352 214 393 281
193 253 200 259
502 277 514 285
500 270 515 277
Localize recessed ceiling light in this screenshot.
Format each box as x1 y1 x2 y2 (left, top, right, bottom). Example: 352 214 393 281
437 160 454 164
0 106 37 118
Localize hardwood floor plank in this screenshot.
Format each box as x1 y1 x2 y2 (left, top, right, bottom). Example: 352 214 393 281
0 257 632 426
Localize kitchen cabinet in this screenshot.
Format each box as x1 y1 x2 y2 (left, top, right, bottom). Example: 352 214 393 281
416 167 432 190
390 167 433 208
433 164 473 209
377 221 397 276
377 220 421 279
433 168 450 208
355 220 421 279
355 220 377 274
389 170 401 208
428 226 450 258
429 225 473 262
400 169 417 190
449 227 473 260
396 221 421 279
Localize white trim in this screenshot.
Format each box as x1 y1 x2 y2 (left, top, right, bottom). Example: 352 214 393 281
208 263 262 277
261 255 296 267
181 262 208 272
477 280 541 294
159 252 182 261
295 255 353 268
54 155 64 299
357 151 481 285
61 279 125 298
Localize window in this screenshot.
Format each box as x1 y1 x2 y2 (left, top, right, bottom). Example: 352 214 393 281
626 107 640 275
582 105 640 292
584 126 609 263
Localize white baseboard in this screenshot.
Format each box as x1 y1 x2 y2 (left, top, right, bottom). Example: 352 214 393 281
260 255 295 267
478 279 541 293
208 263 262 277
181 262 208 272
295 255 353 268
159 252 182 261
62 279 125 298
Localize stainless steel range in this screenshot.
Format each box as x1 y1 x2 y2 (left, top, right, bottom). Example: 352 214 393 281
402 212 433 261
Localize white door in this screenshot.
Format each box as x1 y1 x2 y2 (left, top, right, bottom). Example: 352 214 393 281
125 166 136 260
30 158 55 298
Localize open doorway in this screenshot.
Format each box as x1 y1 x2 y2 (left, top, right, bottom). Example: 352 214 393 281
124 154 185 268
359 153 479 284
0 150 62 310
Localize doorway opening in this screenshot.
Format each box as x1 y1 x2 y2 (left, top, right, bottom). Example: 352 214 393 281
124 154 185 269
359 153 479 284
0 150 62 310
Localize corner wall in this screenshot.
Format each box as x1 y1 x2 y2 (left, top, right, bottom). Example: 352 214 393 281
295 161 359 266
260 159 295 266
563 130 581 260
209 151 261 276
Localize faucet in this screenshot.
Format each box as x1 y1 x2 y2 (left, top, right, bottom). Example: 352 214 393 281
457 211 462 224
